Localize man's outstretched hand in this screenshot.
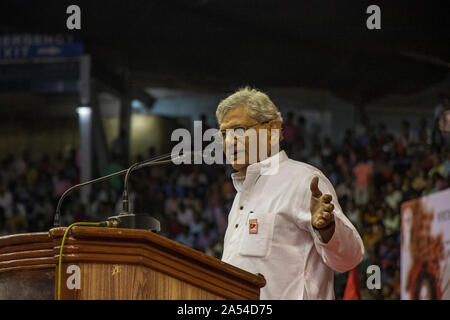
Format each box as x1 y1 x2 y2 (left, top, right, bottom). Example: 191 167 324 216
310 176 335 242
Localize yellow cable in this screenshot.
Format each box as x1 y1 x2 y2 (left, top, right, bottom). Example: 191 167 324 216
57 222 100 300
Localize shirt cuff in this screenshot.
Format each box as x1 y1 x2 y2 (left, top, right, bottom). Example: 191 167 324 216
311 215 341 251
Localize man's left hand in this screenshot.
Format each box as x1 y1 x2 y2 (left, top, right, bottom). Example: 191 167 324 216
310 176 335 240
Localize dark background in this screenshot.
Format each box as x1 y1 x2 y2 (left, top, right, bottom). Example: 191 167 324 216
1 0 449 104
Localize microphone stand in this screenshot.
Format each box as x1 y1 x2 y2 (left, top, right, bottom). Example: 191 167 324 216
53 153 185 231
53 169 129 228
103 158 177 231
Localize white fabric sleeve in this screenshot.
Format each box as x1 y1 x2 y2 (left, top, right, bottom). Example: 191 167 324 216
295 171 365 273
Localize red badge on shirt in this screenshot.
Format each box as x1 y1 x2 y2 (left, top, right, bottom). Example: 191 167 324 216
249 219 258 234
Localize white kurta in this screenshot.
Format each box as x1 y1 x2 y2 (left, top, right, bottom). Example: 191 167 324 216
221 150 364 300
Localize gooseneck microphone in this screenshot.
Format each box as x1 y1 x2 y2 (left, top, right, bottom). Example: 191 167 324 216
102 156 180 230
119 150 206 215
53 152 189 229
53 168 130 228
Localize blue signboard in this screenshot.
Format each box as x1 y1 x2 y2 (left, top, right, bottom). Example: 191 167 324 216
0 34 84 60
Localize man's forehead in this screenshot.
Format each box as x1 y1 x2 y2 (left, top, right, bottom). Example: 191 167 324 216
220 105 253 129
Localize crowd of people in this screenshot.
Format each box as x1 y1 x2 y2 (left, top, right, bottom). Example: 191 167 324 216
1 105 449 300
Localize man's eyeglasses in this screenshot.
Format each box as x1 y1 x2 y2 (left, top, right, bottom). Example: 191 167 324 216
213 121 269 142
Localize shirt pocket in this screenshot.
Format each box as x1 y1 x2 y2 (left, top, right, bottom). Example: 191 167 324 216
239 212 276 257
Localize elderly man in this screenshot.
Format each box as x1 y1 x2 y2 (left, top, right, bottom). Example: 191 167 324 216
215 87 364 300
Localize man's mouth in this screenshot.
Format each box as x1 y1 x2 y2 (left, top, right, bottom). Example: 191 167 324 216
227 149 245 164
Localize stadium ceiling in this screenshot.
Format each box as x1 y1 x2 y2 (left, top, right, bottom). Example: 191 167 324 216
1 0 449 106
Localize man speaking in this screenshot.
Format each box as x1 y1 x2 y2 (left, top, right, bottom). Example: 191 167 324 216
215 87 364 300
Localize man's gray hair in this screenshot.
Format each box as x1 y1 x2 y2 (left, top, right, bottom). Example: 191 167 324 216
216 87 283 125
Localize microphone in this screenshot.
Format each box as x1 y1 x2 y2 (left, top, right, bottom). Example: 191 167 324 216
107 154 186 231
53 168 129 228
53 152 186 229
173 149 216 164
120 151 193 214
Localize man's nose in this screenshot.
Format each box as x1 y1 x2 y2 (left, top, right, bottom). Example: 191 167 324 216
223 136 238 152
224 133 236 146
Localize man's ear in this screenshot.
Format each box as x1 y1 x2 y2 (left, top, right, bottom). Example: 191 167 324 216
268 120 283 143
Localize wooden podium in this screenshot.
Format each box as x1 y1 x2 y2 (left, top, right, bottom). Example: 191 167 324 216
0 226 265 300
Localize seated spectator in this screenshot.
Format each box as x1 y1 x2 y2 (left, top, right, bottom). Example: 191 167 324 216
401 177 417 201
217 174 234 201
336 176 353 204
164 192 180 217
52 171 72 200
5 201 28 234
176 203 194 226
384 182 403 211
422 175 439 196
321 136 335 164
293 115 308 160
411 170 427 193
281 111 297 157
188 211 203 237
174 225 195 248
345 199 361 231
0 183 13 218
362 224 382 253
73 203 89 223
183 189 202 214
428 153 446 178
443 149 450 177
378 236 398 270
103 158 125 192
212 202 228 235
396 120 416 160
382 207 400 237
362 205 379 227
176 167 194 190
189 165 209 197
197 221 218 253
90 183 118 218
0 206 5 234
309 146 323 170
353 153 374 206
167 210 184 239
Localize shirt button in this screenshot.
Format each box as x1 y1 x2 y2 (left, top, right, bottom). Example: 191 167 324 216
235 224 239 228
240 206 244 210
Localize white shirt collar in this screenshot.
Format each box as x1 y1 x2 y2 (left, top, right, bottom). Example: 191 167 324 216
231 150 288 192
